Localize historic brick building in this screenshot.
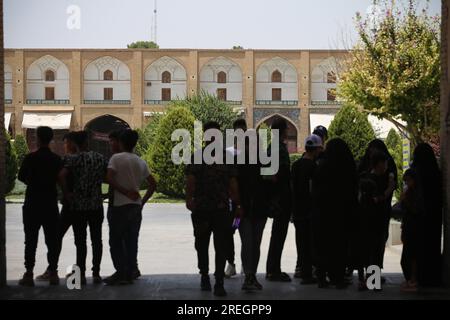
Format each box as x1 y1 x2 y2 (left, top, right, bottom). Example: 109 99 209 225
3 48 364 154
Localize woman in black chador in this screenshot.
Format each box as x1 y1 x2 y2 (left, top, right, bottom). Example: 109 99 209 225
410 143 443 287
358 139 398 270
311 138 358 289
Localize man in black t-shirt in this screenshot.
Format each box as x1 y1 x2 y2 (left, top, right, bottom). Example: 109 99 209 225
185 121 243 297
18 126 63 287
291 134 323 284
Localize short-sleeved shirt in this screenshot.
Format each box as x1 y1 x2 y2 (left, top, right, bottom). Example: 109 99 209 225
185 149 237 213
18 147 63 207
108 152 150 207
65 151 108 211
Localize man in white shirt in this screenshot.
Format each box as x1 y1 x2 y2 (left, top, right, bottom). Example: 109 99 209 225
104 130 156 285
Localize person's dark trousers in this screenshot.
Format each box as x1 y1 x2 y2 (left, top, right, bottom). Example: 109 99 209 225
379 213 391 269
239 217 267 275
109 204 142 279
266 211 290 275
227 210 235 265
294 219 314 279
107 205 120 271
72 208 104 274
23 204 60 272
191 210 230 280
51 205 75 270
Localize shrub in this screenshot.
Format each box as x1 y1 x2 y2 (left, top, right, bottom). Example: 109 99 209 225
146 106 195 197
328 104 376 161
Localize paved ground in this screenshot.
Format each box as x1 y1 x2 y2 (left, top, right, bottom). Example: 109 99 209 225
1 203 448 300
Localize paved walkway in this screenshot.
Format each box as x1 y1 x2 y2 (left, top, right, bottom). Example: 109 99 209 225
2 203 448 299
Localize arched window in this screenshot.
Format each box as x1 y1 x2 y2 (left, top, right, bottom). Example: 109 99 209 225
162 71 171 83
45 70 55 81
327 72 337 83
103 70 113 81
217 71 227 84
271 70 282 83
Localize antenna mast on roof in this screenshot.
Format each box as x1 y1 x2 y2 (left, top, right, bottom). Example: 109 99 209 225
151 0 158 44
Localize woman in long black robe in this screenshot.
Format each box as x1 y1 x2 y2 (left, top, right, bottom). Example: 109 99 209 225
311 138 358 289
411 143 443 287
358 139 398 269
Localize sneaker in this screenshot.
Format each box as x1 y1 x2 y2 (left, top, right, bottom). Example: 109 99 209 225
35 270 50 281
132 269 142 280
48 271 60 286
400 281 418 293
294 267 302 279
103 272 123 286
19 272 34 287
201 274 212 291
225 263 236 278
242 275 257 291
251 275 263 290
92 272 102 284
266 272 291 282
214 282 227 297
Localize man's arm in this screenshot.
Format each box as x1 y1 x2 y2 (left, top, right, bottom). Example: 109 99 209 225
229 177 243 218
58 167 72 201
18 155 30 184
106 168 140 201
141 174 157 206
185 174 196 211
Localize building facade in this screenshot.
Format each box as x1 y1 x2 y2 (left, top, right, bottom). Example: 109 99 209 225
3 48 351 154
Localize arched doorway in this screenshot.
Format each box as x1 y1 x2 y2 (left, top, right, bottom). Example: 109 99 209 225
257 115 298 153
85 115 130 158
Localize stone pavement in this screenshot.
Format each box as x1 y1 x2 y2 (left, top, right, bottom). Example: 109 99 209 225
1 203 449 300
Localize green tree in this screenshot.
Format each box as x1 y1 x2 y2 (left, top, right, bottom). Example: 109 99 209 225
232 45 244 50
170 91 238 130
13 135 29 167
147 106 195 197
328 104 376 161
135 114 163 157
339 0 440 145
5 131 18 194
127 41 159 49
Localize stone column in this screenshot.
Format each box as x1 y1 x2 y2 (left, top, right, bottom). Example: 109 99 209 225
187 50 199 96
441 0 450 287
298 51 311 153
71 51 82 129
131 51 143 129
243 50 255 127
0 0 6 287
14 50 25 135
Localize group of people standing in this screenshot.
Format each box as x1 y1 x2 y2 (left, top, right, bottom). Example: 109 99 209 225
186 118 444 296
16 118 443 297
18 126 156 287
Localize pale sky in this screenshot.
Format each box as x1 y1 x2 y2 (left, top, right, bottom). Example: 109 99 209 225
4 0 441 49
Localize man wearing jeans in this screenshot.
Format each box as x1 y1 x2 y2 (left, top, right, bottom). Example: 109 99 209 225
185 121 243 297
60 131 108 284
105 130 156 285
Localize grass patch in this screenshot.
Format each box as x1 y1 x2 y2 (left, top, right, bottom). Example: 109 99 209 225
6 181 183 204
